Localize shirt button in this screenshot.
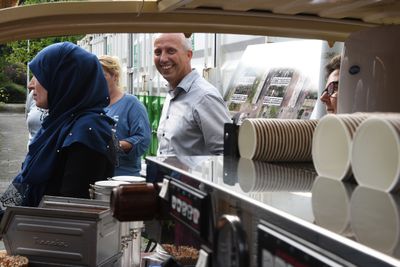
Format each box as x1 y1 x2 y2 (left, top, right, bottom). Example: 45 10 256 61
160 152 163 154
162 133 165 137
166 116 169 119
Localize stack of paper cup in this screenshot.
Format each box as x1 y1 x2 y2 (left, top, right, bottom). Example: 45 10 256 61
238 158 315 192
311 176 355 236
350 186 400 256
312 114 369 180
239 119 318 162
351 115 400 192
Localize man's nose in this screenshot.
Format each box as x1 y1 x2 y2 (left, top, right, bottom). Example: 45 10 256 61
159 51 169 62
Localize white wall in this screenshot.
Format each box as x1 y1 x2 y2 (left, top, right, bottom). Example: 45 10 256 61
78 33 343 109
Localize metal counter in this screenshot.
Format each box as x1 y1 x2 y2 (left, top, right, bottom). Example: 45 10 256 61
146 155 400 267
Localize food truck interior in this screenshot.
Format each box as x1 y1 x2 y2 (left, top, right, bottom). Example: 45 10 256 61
1 0 400 266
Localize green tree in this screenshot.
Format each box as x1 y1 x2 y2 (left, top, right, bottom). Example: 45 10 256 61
5 0 83 65
0 0 84 102
0 45 9 84
5 36 83 65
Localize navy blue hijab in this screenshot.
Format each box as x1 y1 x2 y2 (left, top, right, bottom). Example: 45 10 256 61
12 42 114 206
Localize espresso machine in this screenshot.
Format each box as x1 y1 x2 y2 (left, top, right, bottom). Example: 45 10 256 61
108 154 400 267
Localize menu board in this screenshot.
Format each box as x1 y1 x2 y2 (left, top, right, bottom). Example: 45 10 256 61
224 40 323 124
226 65 265 114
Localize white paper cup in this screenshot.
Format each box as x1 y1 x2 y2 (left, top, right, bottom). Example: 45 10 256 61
238 158 315 192
93 180 130 201
352 116 400 192
311 176 355 236
350 186 400 256
312 114 368 180
111 176 146 183
239 119 318 162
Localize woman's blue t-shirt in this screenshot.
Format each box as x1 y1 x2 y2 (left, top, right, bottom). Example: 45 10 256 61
105 94 151 176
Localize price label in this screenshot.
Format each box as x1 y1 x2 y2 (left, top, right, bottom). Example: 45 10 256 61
159 178 170 200
195 249 209 267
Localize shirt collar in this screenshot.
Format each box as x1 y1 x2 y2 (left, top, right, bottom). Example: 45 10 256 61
168 69 199 99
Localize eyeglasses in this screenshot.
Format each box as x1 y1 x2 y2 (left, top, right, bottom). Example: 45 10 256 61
322 81 338 97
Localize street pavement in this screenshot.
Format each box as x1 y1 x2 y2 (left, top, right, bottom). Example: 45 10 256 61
0 112 28 193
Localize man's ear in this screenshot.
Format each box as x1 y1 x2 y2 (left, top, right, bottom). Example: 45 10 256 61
187 50 193 60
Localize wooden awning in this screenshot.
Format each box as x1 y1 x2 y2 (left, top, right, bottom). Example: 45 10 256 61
0 0 399 43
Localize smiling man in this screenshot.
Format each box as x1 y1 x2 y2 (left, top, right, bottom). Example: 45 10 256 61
154 33 232 156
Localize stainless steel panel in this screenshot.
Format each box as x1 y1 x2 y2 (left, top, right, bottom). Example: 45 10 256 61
0 196 121 267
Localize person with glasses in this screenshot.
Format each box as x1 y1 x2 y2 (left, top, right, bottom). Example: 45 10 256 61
320 55 341 114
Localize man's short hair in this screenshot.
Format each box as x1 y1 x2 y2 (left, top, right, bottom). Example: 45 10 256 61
182 37 192 51
325 54 341 79
154 33 192 51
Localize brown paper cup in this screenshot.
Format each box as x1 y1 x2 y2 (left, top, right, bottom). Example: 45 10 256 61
238 158 315 192
239 119 318 162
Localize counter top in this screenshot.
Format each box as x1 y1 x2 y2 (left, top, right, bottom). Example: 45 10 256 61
146 155 400 266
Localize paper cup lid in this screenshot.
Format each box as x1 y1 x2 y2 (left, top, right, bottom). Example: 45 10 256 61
111 176 146 183
94 180 130 188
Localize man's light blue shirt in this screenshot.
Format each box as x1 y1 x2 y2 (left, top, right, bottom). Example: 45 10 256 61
157 70 232 156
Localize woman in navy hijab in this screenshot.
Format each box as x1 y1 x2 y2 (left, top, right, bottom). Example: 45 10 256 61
0 42 116 213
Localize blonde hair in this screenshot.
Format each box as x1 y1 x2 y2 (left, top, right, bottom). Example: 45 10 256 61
98 55 122 88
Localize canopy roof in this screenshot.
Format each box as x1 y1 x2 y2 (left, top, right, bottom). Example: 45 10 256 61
0 0 399 43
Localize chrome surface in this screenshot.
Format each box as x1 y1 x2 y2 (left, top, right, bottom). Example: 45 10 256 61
146 155 400 266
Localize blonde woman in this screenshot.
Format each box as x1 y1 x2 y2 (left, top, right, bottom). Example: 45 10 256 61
99 55 151 176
